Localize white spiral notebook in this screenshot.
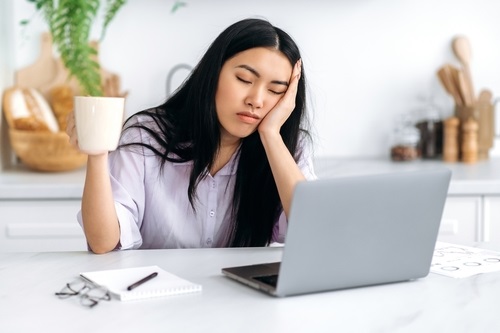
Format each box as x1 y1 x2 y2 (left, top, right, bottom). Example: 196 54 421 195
80 265 202 301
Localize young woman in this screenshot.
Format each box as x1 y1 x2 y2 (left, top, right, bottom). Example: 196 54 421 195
67 18 317 253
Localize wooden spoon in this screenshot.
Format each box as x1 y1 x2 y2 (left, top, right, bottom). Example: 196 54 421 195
452 36 475 104
437 64 463 106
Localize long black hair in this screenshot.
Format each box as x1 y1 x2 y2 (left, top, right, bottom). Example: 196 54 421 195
121 18 310 247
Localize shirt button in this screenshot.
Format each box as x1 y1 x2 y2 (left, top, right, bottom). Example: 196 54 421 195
206 238 213 246
212 181 216 188
209 210 215 217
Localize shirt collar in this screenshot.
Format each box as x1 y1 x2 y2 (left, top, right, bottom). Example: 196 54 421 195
172 148 240 176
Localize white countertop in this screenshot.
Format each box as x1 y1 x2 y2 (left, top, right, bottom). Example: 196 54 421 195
2 157 500 199
0 165 85 199
2 245 500 333
315 157 500 195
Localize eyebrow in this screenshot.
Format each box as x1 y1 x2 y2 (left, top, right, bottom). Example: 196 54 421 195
235 64 289 87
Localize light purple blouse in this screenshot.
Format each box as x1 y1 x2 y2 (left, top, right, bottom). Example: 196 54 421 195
77 114 317 250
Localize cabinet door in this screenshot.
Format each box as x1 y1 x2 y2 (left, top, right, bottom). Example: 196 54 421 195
0 200 87 252
483 196 500 242
438 196 482 243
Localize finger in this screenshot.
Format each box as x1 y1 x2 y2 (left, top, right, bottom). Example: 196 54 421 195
289 59 302 90
293 58 302 80
69 134 78 148
65 112 75 134
65 112 79 149
288 58 301 84
281 59 302 106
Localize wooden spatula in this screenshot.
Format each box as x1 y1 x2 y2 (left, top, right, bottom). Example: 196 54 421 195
457 69 474 107
437 64 463 106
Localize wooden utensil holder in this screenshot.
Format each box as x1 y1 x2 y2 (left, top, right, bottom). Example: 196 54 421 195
455 105 477 122
455 97 495 161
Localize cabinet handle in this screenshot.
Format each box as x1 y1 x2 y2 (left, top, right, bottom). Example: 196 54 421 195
439 219 459 236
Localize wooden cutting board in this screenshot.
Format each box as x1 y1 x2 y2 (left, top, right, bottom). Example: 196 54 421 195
476 89 494 159
14 32 124 99
15 32 58 94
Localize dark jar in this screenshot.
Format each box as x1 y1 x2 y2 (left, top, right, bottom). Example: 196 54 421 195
416 119 443 159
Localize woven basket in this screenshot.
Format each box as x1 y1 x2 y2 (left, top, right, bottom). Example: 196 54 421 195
9 129 87 172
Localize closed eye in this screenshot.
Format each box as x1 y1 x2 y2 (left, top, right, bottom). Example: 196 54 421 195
236 74 285 95
236 76 251 84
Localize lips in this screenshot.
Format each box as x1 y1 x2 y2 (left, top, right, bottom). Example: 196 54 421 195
236 111 260 124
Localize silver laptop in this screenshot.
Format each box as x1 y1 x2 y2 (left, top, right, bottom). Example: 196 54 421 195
222 168 451 297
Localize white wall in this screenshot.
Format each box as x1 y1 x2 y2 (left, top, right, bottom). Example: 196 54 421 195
8 0 500 158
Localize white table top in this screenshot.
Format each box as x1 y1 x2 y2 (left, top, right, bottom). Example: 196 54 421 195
2 245 500 333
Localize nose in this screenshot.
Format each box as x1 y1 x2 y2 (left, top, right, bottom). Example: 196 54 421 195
245 87 264 109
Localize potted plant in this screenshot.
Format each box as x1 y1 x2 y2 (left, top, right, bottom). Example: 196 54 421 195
22 0 186 96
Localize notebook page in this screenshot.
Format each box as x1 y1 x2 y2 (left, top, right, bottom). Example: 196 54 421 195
80 265 202 301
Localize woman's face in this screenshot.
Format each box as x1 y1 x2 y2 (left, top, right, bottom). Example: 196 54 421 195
215 47 293 143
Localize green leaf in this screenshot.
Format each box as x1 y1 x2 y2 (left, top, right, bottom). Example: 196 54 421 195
101 0 126 40
171 1 187 13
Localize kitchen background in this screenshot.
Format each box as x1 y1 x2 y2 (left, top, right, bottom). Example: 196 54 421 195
2 0 500 160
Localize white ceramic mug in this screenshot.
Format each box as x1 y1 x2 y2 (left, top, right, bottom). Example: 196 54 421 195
74 96 125 155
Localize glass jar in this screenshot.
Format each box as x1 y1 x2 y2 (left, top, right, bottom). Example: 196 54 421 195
390 116 421 161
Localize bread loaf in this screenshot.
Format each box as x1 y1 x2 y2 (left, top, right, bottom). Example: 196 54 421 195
2 87 60 132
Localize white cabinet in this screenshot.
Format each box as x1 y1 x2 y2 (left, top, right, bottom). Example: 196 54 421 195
483 196 500 242
0 200 87 252
439 195 500 244
438 196 482 243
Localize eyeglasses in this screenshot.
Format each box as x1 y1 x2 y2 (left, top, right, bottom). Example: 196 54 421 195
55 279 111 308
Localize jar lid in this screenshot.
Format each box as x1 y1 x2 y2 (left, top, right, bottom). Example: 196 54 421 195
394 126 420 145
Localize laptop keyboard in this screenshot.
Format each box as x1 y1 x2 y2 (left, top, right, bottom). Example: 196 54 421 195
253 274 279 287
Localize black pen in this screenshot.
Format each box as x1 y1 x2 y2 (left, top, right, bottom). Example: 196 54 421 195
127 272 158 291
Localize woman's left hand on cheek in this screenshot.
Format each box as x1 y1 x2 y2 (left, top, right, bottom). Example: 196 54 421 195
258 59 302 135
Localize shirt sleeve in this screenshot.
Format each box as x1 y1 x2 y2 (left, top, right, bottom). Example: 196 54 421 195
76 115 148 250
108 119 149 250
271 135 317 243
